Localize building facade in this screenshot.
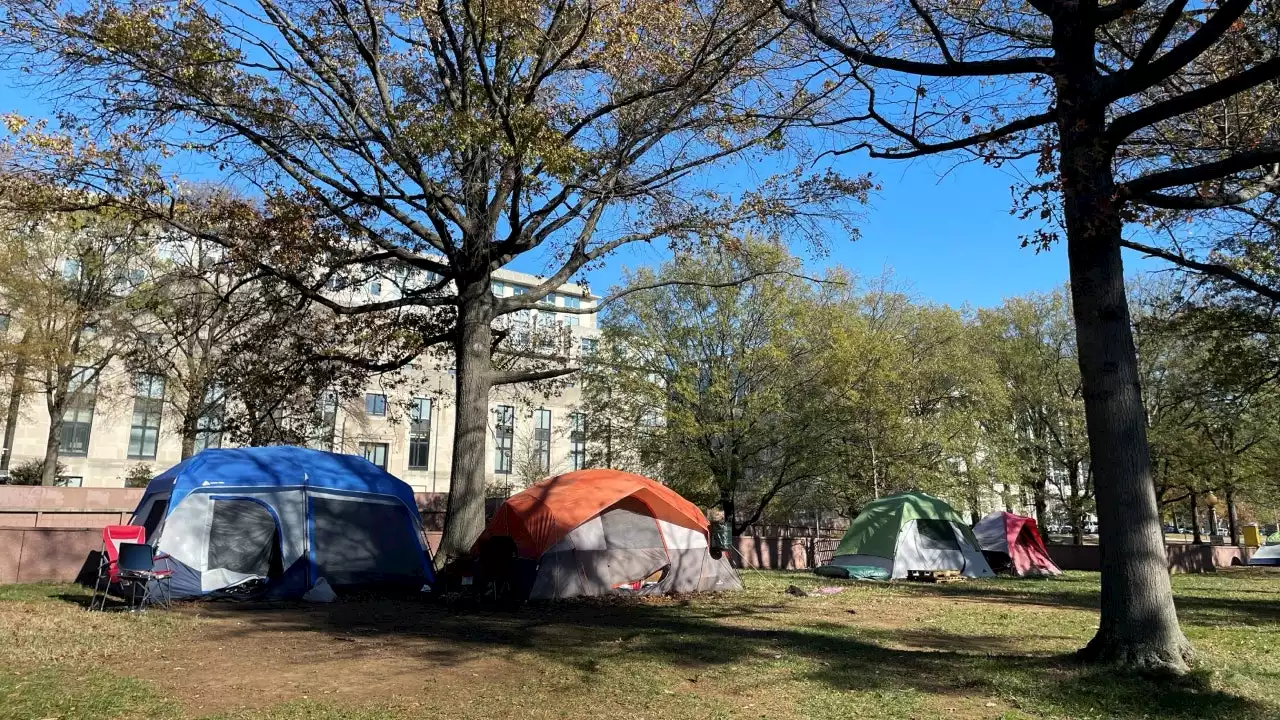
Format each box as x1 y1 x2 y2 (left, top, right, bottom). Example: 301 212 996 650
0 267 598 492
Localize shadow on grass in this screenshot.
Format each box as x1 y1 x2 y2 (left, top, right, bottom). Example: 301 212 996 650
887 574 1280 628
179 589 1272 720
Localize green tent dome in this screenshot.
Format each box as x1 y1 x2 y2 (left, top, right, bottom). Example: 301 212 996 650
833 492 979 559
820 491 993 580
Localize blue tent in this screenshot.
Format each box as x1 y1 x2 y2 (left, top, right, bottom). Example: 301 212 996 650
131 446 434 599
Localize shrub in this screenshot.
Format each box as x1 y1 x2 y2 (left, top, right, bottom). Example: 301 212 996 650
123 463 153 488
4 458 68 485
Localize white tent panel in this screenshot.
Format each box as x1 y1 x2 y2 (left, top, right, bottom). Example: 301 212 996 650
888 520 994 579
528 507 742 599
1249 545 1280 566
971 514 1010 553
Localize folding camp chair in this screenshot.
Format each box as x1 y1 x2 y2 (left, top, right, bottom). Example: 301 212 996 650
116 542 172 609
89 525 172 611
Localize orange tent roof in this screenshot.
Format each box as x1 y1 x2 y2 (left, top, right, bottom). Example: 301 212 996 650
477 469 710 559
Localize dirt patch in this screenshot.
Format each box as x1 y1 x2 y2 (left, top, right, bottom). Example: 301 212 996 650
133 600 519 714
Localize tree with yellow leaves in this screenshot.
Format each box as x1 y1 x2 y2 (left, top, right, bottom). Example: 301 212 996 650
0 0 871 559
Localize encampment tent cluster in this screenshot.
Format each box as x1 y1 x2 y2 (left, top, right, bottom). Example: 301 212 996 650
816 492 1061 580
123 446 1066 603
125 449 740 602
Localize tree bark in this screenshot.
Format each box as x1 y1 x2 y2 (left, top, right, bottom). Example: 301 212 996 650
0 337 27 474
720 487 737 536
41 370 73 486
1190 490 1202 544
1059 17 1190 670
1031 469 1049 531
180 413 198 460
40 418 61 485
1226 486 1239 546
436 277 494 564
1069 460 1084 545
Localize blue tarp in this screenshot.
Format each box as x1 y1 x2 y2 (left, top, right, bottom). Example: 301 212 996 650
141 446 421 515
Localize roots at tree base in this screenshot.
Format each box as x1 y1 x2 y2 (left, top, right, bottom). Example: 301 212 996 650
1077 630 1195 673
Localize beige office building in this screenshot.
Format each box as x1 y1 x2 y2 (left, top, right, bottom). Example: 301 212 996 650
0 268 598 491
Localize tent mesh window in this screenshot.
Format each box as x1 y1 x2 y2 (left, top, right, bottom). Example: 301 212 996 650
309 496 423 585
916 519 960 550
599 502 666 550
207 498 279 576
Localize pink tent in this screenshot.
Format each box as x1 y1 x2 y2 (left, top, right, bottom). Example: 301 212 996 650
972 512 1062 576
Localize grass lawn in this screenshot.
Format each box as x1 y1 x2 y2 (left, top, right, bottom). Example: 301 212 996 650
1 569 1278 720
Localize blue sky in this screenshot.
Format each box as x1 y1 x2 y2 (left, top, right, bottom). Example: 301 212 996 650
550 157 1166 309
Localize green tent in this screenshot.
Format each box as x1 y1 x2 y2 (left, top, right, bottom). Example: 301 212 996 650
1267 531 1280 545
819 492 994 580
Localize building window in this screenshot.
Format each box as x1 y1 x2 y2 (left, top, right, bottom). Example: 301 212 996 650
569 412 587 470
491 280 506 295
311 392 339 450
62 258 82 281
360 442 388 469
494 405 514 474
563 295 581 309
60 366 98 456
581 337 597 354
409 397 432 469
393 264 414 288
194 385 224 452
564 315 580 327
534 409 552 474
128 373 166 460
368 279 382 295
511 285 525 295
365 393 387 416
0 313 9 333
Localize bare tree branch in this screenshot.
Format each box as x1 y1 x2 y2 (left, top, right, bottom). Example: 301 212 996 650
1108 57 1280 142
1121 150 1280 197
492 366 579 385
776 2 1051 77
1120 238 1280 302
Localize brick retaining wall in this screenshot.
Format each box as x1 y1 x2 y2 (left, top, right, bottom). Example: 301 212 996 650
1046 543 1254 573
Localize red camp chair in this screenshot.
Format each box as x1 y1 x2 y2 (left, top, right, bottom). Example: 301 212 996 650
89 525 172 611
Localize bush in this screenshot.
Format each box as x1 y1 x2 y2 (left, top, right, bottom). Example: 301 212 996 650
4 458 68 485
123 463 153 488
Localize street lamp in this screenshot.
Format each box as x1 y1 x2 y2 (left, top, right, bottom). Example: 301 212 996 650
1205 492 1220 538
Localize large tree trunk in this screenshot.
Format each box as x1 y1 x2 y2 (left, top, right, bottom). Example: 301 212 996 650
41 379 71 486
720 486 737 537
40 413 62 486
180 413 198 460
1031 469 1048 531
1226 486 1239 546
436 278 494 564
1059 23 1190 670
0 340 27 474
1190 490 1202 545
1069 460 1084 545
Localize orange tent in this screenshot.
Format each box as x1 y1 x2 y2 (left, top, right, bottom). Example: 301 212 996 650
478 468 710 559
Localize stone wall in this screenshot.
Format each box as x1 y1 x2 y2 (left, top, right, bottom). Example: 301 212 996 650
1046 543 1255 573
